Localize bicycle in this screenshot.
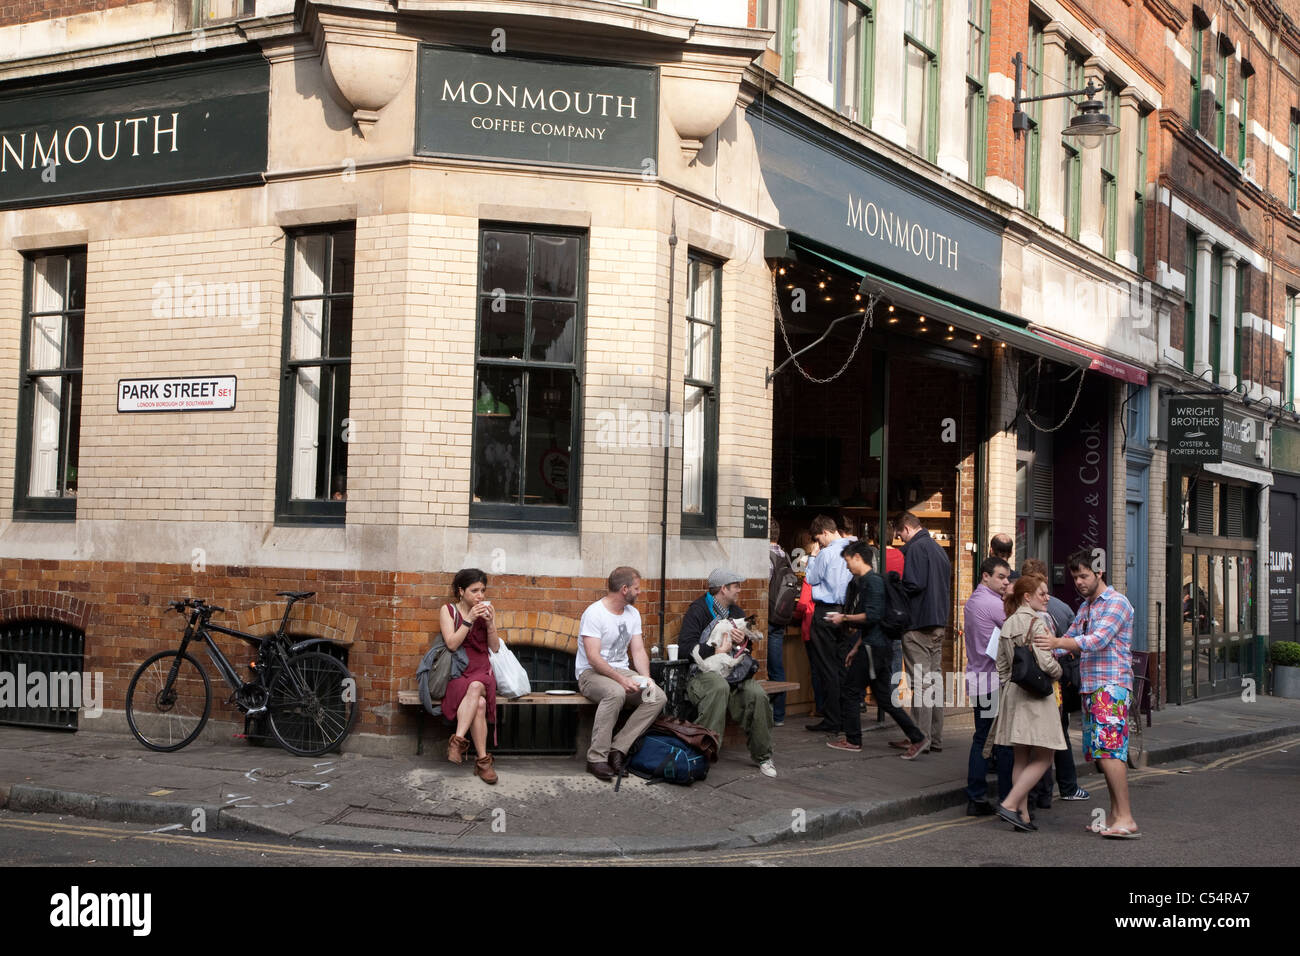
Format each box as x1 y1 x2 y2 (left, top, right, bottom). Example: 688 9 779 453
125 591 358 756
1127 660 1148 769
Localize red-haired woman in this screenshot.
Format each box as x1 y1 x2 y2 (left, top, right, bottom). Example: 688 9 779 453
984 573 1065 831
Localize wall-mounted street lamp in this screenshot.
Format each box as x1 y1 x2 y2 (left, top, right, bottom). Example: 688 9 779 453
1011 52 1120 150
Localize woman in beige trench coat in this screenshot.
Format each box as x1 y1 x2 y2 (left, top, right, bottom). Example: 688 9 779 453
984 573 1066 831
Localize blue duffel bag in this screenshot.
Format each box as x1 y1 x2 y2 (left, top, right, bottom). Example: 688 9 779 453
626 733 709 785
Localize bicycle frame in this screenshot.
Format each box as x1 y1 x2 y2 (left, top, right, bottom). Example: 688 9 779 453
174 610 294 697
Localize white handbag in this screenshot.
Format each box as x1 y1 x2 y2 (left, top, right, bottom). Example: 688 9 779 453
490 639 531 698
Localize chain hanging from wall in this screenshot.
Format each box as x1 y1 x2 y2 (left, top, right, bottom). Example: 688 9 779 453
769 277 877 385
1018 356 1089 434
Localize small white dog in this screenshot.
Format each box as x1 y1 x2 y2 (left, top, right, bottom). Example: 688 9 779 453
691 618 744 676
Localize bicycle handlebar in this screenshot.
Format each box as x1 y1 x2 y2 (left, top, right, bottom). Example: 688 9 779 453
168 598 225 614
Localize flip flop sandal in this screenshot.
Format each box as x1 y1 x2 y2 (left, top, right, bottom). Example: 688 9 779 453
1101 826 1142 839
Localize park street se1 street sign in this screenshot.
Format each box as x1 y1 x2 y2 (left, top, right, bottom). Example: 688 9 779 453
1167 397 1224 462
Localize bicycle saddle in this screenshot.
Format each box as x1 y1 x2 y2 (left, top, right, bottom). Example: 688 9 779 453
277 591 316 601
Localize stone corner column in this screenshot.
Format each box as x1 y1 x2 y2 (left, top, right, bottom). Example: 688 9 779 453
1077 57 1106 254
1116 87 1142 271
1219 250 1241 390
1194 234 1215 378
1036 23 1069 233
936 0 971 181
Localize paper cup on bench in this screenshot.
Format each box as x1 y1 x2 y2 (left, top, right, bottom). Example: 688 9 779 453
667 643 679 661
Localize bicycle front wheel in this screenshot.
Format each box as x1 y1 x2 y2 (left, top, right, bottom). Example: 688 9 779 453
266 651 358 756
126 651 212 752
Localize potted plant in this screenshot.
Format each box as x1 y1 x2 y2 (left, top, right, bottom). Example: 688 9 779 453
1269 641 1300 699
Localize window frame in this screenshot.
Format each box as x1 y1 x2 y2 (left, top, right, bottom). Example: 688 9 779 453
1191 24 1204 131
1287 291 1297 406
1101 82 1120 259
682 252 723 536
14 248 86 522
965 0 990 187
1238 69 1250 168
760 0 800 86
274 224 356 526
469 223 587 532
830 0 874 125
1184 231 1198 374
1209 247 1223 379
1234 263 1245 382
1134 109 1148 266
1289 117 1298 212
1061 50 1085 241
1213 35 1228 151
902 0 942 163
1024 16 1045 216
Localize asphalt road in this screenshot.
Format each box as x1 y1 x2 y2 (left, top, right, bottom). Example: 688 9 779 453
0 737 1293 869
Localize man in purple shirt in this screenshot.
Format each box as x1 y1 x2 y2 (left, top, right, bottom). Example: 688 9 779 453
962 557 1012 815
1035 549 1139 839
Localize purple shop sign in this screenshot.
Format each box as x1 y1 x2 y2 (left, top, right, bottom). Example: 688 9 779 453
1052 375 1110 606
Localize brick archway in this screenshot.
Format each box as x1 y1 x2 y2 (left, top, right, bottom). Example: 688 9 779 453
0 589 91 631
232 601 358 646
493 610 580 655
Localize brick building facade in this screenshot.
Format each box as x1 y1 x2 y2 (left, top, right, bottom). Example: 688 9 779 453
2 0 1296 755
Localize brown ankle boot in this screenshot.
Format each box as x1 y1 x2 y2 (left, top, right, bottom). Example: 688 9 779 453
447 734 470 764
474 753 497 785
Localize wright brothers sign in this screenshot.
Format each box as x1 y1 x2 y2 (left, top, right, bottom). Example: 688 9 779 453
416 47 658 173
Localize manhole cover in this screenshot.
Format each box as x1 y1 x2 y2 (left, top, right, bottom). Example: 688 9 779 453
331 808 477 836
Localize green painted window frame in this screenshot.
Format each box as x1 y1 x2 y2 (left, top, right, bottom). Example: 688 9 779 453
760 0 800 86
275 225 355 526
1289 119 1298 212
1184 231 1197 374
831 0 874 126
1191 25 1204 130
1234 264 1245 381
1238 71 1250 167
1135 110 1148 266
1288 292 1298 406
1209 247 1222 379
1101 83 1120 259
470 225 587 531
1062 51 1084 240
1025 16 1045 216
1214 38 1227 151
14 248 85 522
682 252 722 536
965 0 990 187
903 0 941 163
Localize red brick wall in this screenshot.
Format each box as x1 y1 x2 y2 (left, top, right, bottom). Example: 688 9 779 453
0 558 769 740
0 0 142 27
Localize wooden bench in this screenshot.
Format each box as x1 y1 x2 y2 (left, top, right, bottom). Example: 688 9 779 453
397 679 800 754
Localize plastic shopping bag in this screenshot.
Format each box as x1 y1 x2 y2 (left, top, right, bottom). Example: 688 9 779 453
490 640 531 697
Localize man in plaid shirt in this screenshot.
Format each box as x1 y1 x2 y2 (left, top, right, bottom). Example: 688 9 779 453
1034 549 1140 840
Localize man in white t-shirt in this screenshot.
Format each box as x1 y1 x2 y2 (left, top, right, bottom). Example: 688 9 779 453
577 566 666 781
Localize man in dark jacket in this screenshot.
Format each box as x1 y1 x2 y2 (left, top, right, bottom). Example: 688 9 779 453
825 540 928 757
897 511 951 754
677 568 777 778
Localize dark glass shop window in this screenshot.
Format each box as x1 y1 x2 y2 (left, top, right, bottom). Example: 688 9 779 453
471 227 584 528
275 226 355 524
15 250 86 521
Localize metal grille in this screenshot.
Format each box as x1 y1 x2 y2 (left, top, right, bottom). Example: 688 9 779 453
494 646 578 755
0 620 86 731
1032 463 1054 515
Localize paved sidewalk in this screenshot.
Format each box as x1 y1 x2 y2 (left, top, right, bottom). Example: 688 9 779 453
2 696 1298 857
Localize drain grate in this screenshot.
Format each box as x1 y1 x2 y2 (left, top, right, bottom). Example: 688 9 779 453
330 808 477 836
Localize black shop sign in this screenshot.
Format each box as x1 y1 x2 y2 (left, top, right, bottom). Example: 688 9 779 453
1167 398 1223 462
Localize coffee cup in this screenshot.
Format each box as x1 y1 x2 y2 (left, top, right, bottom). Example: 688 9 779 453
667 644 679 661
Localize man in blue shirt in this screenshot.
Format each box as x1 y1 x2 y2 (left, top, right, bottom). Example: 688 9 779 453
804 514 854 734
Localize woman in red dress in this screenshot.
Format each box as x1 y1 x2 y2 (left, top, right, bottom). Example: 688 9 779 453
439 568 501 784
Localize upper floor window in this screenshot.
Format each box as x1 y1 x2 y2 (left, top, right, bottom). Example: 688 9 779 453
1234 263 1246 382
1135 109 1149 266
276 226 354 525
1100 82 1121 259
1190 19 1205 130
15 250 85 521
1061 51 1085 241
1287 291 1298 406
1024 16 1046 216
759 0 799 85
903 0 940 162
1289 115 1298 212
831 0 873 124
1184 230 1198 374
1213 34 1229 151
471 226 585 529
1209 247 1223 379
193 1 255 27
683 254 722 534
966 0 990 187
1238 64 1252 169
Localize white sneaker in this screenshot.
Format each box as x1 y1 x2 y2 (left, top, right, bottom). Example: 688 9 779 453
758 758 777 778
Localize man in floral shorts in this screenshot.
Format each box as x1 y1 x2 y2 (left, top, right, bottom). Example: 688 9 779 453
1034 549 1140 839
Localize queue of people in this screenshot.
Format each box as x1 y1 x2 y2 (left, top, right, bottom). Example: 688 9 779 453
430 525 1139 842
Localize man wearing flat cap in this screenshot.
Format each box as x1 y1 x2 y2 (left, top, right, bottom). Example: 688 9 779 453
677 568 777 777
